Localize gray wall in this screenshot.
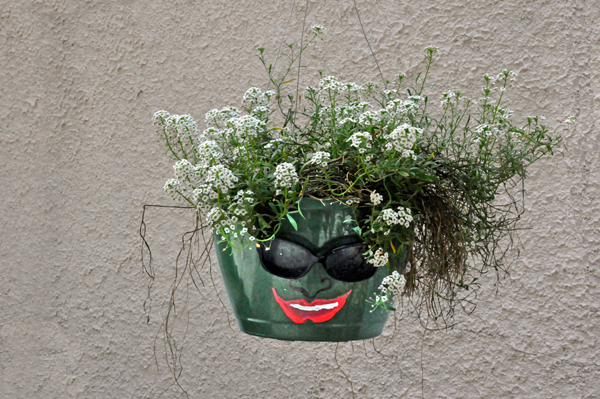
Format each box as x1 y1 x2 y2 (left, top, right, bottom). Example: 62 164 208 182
1 0 599 397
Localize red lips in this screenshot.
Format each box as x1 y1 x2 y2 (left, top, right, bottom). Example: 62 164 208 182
272 288 352 323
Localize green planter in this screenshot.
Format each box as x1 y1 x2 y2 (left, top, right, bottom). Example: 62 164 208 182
215 198 400 341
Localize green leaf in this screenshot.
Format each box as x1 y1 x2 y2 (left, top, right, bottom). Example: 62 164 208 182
297 201 305 219
383 304 397 311
258 217 269 229
286 214 298 231
352 226 362 235
268 202 278 213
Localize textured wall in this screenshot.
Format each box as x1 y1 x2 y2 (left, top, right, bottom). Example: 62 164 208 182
1 0 599 397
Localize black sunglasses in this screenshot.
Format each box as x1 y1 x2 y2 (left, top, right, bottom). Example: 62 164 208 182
256 238 376 282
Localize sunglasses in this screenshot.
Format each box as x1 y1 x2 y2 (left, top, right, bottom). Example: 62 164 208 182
256 238 376 282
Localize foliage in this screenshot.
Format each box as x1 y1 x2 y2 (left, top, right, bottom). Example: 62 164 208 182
152 29 561 318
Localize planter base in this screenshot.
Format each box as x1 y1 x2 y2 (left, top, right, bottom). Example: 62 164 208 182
236 316 388 342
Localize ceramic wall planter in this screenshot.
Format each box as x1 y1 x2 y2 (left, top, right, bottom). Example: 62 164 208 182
215 198 403 341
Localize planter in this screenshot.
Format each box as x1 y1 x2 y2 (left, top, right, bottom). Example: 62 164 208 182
215 198 404 341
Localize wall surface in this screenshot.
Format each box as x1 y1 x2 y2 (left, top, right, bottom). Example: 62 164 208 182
1 0 599 398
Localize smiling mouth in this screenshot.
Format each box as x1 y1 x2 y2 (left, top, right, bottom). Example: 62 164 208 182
272 288 352 324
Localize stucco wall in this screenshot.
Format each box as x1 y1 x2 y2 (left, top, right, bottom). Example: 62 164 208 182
1 0 599 397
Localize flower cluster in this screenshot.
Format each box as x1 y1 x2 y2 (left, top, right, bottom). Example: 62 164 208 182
205 106 239 126
164 178 182 199
384 123 420 159
370 190 383 206
475 124 499 137
347 132 372 154
498 69 517 82
319 76 345 92
308 151 331 167
202 189 256 240
379 271 406 297
173 159 199 182
358 110 381 125
274 162 298 190
197 140 222 165
154 111 202 158
165 114 198 139
205 164 238 194
377 207 413 229
441 90 460 107
226 190 255 238
243 87 274 108
228 115 265 140
193 184 218 203
368 248 389 268
310 24 325 36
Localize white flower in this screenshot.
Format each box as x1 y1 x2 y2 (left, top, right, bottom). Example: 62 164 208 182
338 117 357 125
475 124 499 137
173 159 198 183
347 132 372 150
311 24 325 35
565 116 577 125
274 162 298 189
359 110 380 125
441 90 459 107
153 110 170 125
243 87 274 108
370 191 383 206
384 123 420 156
197 140 222 164
228 115 265 139
205 106 239 125
368 248 389 267
376 206 413 229
308 151 331 167
154 112 203 148
345 83 362 92
378 272 406 296
483 74 496 84
243 87 261 102
497 69 517 82
204 165 239 194
164 179 181 198
424 45 438 55
319 76 345 92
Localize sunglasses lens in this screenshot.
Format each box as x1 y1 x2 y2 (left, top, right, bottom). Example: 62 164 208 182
258 239 316 279
325 244 376 282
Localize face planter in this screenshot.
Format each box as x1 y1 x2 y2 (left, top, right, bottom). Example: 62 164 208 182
215 198 403 341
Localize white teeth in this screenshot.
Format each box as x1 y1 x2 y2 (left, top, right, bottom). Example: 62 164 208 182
289 302 339 311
